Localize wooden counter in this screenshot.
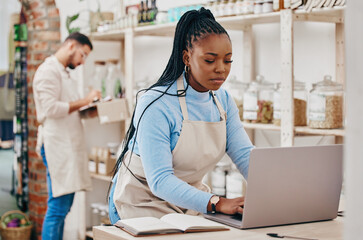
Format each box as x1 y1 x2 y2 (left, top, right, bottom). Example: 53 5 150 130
93 216 343 240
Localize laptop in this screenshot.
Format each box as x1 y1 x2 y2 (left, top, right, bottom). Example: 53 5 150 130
204 145 343 229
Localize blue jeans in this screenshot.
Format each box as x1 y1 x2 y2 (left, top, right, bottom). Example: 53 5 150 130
108 181 121 224
41 146 75 240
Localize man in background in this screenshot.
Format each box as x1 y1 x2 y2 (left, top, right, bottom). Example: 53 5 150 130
33 32 101 240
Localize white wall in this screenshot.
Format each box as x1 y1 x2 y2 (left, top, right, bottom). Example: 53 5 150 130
345 1 363 239
0 0 21 70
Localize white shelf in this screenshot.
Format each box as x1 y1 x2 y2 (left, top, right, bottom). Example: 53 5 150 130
89 7 345 40
243 122 345 137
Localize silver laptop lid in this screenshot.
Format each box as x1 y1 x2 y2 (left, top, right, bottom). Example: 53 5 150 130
241 145 343 229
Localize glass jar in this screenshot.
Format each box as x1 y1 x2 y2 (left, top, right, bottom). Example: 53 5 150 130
211 161 230 197
91 203 101 226
106 59 125 98
308 75 344 129
92 61 107 96
243 75 274 123
273 80 307 126
226 165 244 199
225 76 249 121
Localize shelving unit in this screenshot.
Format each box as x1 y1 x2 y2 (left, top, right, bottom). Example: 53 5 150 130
85 7 345 239
90 7 345 147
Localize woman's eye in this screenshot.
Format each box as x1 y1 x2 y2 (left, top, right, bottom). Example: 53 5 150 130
205 60 215 63
225 60 233 63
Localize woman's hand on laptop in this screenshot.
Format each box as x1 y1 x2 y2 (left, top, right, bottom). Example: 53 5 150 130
217 197 245 215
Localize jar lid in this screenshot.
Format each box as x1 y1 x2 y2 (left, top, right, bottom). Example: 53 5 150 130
276 79 306 91
227 76 249 89
249 75 274 91
313 75 343 91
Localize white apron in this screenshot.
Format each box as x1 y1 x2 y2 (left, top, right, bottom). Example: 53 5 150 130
42 69 92 198
113 75 227 219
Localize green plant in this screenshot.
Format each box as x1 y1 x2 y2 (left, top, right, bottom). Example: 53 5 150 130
65 0 102 34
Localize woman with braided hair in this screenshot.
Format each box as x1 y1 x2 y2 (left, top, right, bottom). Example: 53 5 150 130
108 7 254 222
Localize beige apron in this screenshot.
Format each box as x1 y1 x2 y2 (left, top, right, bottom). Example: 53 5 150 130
43 67 92 197
113 75 227 219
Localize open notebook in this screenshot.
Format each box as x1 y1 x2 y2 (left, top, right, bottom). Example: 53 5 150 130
114 213 229 236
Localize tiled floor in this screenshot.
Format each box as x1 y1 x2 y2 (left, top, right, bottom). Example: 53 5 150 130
0 149 18 217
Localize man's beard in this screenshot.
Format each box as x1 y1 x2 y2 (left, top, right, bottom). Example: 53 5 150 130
67 53 76 69
67 63 76 69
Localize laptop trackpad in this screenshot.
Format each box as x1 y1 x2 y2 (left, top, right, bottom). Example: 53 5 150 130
204 213 243 228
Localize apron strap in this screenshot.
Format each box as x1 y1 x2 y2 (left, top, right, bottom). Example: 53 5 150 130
210 91 226 121
177 76 189 120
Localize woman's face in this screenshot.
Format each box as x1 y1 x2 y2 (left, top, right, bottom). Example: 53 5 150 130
183 33 232 92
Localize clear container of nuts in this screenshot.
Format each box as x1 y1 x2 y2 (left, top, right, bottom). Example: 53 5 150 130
243 75 274 123
225 76 249 121
308 75 344 129
273 80 307 126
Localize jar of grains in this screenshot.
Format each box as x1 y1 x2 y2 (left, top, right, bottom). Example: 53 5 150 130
273 80 307 126
308 75 344 129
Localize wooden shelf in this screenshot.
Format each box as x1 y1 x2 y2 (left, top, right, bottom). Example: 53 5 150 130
295 126 345 136
91 173 112 182
243 122 281 131
90 7 345 40
243 122 345 137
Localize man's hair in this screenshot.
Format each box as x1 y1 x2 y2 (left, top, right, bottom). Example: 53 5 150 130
65 32 93 50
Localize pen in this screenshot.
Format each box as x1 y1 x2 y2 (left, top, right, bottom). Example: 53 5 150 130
267 233 318 240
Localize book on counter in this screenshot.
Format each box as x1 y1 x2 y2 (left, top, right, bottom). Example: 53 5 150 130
114 213 229 237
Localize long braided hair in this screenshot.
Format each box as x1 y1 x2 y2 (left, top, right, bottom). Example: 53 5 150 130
110 7 230 187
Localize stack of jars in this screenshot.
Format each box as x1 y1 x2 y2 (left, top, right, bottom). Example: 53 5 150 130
210 160 245 198
243 75 274 124
90 203 110 226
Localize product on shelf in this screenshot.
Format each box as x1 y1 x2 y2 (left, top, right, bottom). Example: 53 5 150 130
243 75 274 124
308 75 344 129
224 76 248 121
91 61 107 97
273 80 307 126
106 59 124 98
226 165 244 199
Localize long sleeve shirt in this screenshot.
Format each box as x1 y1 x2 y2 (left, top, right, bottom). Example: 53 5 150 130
127 74 254 213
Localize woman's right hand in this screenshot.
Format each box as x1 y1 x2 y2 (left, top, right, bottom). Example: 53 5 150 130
216 197 244 215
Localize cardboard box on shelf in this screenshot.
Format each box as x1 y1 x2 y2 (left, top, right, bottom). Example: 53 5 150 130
80 98 130 124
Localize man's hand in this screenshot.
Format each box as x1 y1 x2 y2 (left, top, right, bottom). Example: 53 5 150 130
69 89 101 114
85 89 101 104
86 108 98 118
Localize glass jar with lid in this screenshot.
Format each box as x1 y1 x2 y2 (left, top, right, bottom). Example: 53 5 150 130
106 59 124 98
225 76 249 121
243 75 274 123
91 61 107 96
273 80 307 126
308 75 344 129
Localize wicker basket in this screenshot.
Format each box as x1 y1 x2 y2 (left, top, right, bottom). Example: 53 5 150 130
0 210 32 240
